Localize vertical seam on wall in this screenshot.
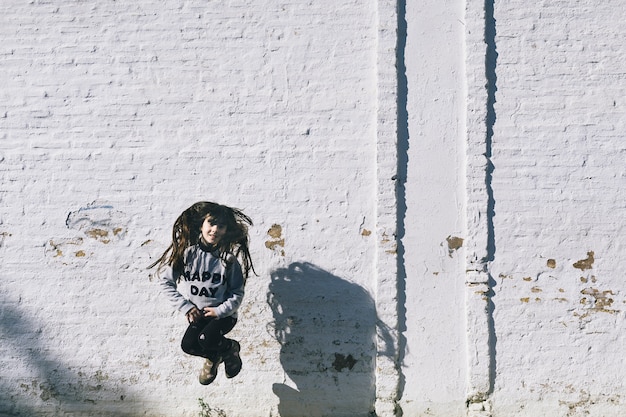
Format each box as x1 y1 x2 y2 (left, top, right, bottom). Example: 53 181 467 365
464 0 497 414
395 0 409 410
375 0 401 416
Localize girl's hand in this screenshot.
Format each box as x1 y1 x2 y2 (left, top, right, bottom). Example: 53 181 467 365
186 307 203 323
202 307 218 318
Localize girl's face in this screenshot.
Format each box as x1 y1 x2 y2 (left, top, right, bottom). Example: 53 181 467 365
200 216 227 246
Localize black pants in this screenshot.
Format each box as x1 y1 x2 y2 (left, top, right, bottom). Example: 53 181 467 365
181 316 237 361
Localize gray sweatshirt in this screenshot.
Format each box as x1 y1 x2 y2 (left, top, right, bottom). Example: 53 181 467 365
159 244 245 319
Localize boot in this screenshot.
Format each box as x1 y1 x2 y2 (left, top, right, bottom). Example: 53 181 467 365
222 340 242 378
199 356 222 385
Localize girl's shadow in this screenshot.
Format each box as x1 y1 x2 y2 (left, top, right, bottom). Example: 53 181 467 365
267 262 385 417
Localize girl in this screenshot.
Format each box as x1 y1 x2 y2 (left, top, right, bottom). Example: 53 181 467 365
150 201 255 385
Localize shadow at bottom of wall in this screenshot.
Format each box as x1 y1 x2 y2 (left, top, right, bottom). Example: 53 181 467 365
267 262 386 417
0 298 142 417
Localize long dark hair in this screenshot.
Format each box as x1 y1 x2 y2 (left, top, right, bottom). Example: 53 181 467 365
149 201 255 279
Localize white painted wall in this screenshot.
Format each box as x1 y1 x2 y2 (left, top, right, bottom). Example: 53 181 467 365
399 0 468 415
2 0 626 416
0 1 382 416
487 0 626 415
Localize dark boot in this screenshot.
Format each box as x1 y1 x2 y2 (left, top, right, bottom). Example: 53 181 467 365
222 340 242 378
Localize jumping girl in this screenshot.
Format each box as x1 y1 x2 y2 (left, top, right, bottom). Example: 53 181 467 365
150 201 255 385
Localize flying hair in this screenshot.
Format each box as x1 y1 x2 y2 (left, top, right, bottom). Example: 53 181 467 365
149 201 256 279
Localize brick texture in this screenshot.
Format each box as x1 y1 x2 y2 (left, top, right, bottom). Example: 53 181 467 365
3 0 626 416
0 1 381 416
487 0 626 415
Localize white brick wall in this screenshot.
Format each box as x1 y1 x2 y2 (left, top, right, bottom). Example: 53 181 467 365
487 0 626 415
1 1 383 416
2 0 626 416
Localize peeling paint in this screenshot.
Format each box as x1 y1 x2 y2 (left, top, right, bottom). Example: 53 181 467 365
45 238 84 258
520 296 541 303
573 251 594 270
267 224 282 239
65 203 127 243
580 276 597 284
361 228 372 236
86 228 110 243
265 224 285 256
385 244 398 255
557 389 621 417
380 231 391 245
580 287 617 313
446 235 464 257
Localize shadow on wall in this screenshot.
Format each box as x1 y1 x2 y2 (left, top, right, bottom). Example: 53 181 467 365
267 263 393 417
485 0 499 393
0 299 140 417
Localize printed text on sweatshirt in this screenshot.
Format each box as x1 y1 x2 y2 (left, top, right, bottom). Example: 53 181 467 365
160 244 245 319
